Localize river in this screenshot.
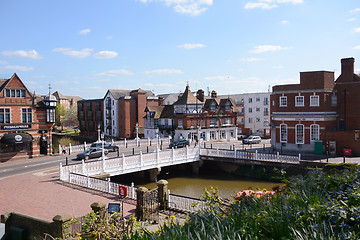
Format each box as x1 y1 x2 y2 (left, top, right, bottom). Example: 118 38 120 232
112 166 280 199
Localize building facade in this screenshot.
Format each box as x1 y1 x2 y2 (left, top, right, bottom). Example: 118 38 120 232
103 89 163 139
78 99 104 137
52 91 82 109
0 74 56 162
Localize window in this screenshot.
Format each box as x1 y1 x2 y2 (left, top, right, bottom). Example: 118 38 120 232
5 89 10 97
178 119 183 128
223 117 231 125
295 96 304 107
225 102 231 112
256 98 260 102
22 108 32 123
248 98 253 103
191 118 194 127
249 108 252 113
264 121 269 127
264 108 269 116
249 118 253 123
280 124 287 142
296 124 304 144
264 97 269 105
0 109 10 123
210 118 216 126
16 90 20 97
279 96 287 107
310 95 319 106
256 108 260 112
310 124 320 141
338 119 345 130
331 95 337 107
46 109 55 123
11 90 15 97
256 118 260 122
210 102 216 112
21 90 26 97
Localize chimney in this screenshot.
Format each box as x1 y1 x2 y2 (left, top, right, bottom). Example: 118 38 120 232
341 57 355 79
196 89 204 102
211 90 217 98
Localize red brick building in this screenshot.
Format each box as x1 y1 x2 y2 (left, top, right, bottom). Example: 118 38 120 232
0 73 56 162
78 99 103 137
271 57 360 156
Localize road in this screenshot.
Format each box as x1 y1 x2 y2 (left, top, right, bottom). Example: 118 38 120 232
0 140 271 180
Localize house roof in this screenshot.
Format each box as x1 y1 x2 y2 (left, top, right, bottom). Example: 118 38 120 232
52 91 83 101
108 89 155 100
173 85 203 105
203 97 239 112
145 105 174 119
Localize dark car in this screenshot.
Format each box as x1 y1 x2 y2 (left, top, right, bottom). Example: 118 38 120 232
77 148 109 160
90 142 119 152
169 139 190 148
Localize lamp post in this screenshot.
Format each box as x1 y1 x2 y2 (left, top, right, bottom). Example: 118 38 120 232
135 123 139 147
97 124 101 142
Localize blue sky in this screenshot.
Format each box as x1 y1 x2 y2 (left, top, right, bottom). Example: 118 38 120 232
1 0 360 99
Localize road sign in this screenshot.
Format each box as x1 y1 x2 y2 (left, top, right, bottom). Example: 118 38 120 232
119 185 128 197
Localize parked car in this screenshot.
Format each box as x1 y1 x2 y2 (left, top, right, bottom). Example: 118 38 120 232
90 142 119 152
242 136 261 144
77 148 109 160
169 139 190 148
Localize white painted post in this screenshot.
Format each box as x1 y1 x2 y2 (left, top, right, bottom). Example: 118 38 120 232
124 138 127 147
131 182 135 199
172 148 175 163
277 152 279 162
234 147 237 158
59 163 63 180
68 171 71 183
87 174 89 188
102 156 105 173
108 178 111 193
156 145 159 166
148 137 150 146
216 147 219 157
167 189 171 208
59 144 61 154
298 153 301 162
122 153 125 170
82 159 85 174
84 141 87 150
186 145 189 161
69 143 72 154
140 151 143 168
255 150 258 160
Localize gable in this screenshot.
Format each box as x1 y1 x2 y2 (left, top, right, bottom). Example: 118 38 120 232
0 73 32 97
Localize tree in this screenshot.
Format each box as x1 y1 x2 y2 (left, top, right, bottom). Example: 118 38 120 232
55 103 66 130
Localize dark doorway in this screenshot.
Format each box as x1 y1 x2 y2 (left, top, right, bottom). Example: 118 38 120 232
40 136 47 155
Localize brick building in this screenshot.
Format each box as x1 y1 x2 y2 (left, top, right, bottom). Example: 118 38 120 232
271 57 360 155
103 89 163 139
77 99 103 137
0 73 56 162
52 91 82 109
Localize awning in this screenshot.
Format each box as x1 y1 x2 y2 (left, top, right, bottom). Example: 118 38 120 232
0 133 33 144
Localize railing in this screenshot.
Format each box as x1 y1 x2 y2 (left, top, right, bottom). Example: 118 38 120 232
200 148 300 164
58 137 172 154
168 192 208 213
68 172 136 199
60 146 200 181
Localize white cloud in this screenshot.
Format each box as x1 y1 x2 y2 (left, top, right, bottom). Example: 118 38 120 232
354 27 360 33
350 8 360 13
281 20 289 24
1 50 42 59
354 45 360 50
96 69 134 77
106 36 113 40
245 2 277 9
251 45 292 53
245 0 303 10
78 29 91 35
239 57 264 62
204 75 234 81
177 43 206 49
145 69 183 75
273 65 284 69
53 48 93 58
138 0 213 16
348 18 356 22
0 60 7 64
2 65 34 72
94 51 118 59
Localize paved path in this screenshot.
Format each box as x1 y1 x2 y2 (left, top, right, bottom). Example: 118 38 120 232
0 166 136 222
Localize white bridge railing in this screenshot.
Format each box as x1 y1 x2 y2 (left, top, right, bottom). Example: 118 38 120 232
60 146 200 181
68 172 137 199
200 148 300 164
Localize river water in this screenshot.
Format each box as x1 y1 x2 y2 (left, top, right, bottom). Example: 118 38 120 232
113 167 280 199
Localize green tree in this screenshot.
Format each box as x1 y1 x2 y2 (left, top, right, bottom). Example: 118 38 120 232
55 103 66 130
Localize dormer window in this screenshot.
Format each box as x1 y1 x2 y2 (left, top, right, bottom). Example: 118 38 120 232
225 102 231 112
210 102 216 112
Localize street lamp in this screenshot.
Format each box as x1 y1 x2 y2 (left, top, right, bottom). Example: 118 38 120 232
97 124 101 142
135 123 139 146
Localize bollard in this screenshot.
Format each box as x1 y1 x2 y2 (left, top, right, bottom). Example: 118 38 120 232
117 150 120 157
147 146 149 153
160 145 162 151
326 151 328 163
343 156 346 163
66 157 68 166
204 142 206 149
211 144 213 149
133 148 135 155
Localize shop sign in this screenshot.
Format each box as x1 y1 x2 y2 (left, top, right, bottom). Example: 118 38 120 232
1 124 31 130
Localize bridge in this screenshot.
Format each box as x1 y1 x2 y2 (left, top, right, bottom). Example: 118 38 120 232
59 145 300 182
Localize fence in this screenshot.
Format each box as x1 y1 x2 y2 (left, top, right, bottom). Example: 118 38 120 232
200 148 300 164
168 191 208 213
58 137 172 155
68 172 136 199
